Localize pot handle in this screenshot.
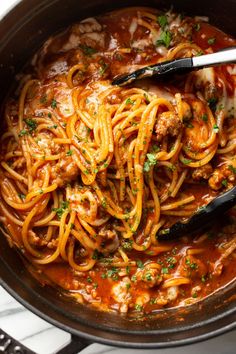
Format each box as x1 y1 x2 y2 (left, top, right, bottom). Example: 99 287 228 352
0 328 90 354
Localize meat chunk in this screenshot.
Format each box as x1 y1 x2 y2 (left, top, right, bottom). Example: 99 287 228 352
192 163 213 181
51 156 79 187
155 111 183 141
135 266 162 288
28 230 48 247
73 18 102 34
208 163 235 190
177 255 207 280
111 277 131 313
182 101 192 121
98 226 119 254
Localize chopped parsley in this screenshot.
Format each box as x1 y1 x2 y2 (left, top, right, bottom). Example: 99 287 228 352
66 150 73 156
18 193 25 200
208 97 218 110
185 258 198 270
157 15 168 29
182 158 192 165
38 188 43 194
101 198 107 209
151 144 160 153
52 200 69 219
122 239 133 251
107 267 119 281
126 266 130 275
156 30 172 48
92 249 100 260
51 99 58 109
143 93 150 103
194 23 201 31
24 118 37 134
149 298 157 305
144 153 158 172
134 304 143 311
87 276 92 283
145 272 153 281
136 259 144 269
48 124 58 129
99 59 109 76
213 124 219 133
222 179 228 187
40 94 47 104
161 267 169 274
79 44 97 56
228 165 236 174
208 37 216 45
196 50 204 56
18 129 28 137
125 97 134 105
201 113 208 122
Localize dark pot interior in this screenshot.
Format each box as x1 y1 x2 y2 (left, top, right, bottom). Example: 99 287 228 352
0 0 236 349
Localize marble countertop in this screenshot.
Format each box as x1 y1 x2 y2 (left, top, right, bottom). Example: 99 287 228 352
0 1 235 353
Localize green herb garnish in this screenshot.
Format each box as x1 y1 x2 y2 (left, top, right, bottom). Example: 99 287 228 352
79 44 97 56
144 153 158 172
182 158 192 165
52 200 69 219
194 23 201 31
156 30 172 48
208 37 216 45
125 97 135 105
18 129 28 137
201 113 208 122
157 15 168 29
51 99 57 109
136 259 144 269
24 118 37 134
228 165 236 174
213 124 219 133
66 150 73 156
222 179 228 187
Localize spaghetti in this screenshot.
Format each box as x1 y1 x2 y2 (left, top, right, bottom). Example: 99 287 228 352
0 7 236 314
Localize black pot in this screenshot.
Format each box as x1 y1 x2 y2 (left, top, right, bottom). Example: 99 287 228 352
0 0 236 352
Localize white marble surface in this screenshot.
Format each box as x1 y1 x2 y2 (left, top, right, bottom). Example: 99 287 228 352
0 0 235 353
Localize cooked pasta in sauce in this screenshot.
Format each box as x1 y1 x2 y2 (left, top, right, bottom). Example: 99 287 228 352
0 7 236 314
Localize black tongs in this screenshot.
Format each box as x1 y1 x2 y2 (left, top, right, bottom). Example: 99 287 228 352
157 186 236 240
112 47 236 86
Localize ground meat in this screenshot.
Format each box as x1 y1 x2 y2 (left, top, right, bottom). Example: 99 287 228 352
177 255 207 280
182 101 192 121
98 226 119 254
28 231 48 247
111 277 131 313
208 163 235 190
192 163 213 181
73 18 102 34
51 156 79 187
155 111 183 141
135 266 162 288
